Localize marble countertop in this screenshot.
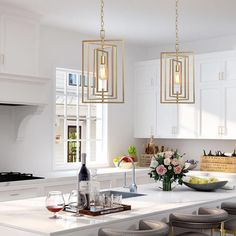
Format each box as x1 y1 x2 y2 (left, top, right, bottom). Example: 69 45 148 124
0 168 149 189
0 183 236 235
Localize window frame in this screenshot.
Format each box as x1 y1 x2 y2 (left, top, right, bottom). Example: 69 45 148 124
53 67 108 170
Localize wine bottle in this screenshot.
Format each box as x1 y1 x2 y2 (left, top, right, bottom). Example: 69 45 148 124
78 153 90 209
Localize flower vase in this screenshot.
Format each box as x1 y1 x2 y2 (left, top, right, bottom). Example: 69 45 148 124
162 178 172 191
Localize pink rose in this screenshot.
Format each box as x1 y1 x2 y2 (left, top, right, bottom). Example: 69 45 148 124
174 165 182 174
171 158 179 166
156 165 167 176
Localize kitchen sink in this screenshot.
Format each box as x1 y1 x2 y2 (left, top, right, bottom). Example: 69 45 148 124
100 190 146 199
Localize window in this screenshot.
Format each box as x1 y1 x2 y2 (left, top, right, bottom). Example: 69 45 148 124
54 68 108 169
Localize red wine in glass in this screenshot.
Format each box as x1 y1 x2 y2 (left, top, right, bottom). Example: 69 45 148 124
46 191 65 219
46 206 64 213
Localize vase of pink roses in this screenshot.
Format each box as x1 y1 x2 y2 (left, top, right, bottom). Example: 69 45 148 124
148 150 188 191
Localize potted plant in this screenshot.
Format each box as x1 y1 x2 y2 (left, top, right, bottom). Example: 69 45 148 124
128 145 137 162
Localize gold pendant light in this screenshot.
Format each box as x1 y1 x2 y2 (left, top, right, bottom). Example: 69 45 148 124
82 0 125 103
160 0 195 104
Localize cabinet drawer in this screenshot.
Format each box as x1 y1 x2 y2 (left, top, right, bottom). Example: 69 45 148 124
0 187 39 201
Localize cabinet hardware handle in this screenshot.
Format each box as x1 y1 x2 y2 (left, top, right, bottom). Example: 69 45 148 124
221 126 226 135
172 126 177 135
10 193 20 196
0 54 4 64
221 72 224 80
151 78 154 87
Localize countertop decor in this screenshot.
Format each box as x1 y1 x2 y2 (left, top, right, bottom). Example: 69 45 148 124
1 183 236 236
149 151 188 191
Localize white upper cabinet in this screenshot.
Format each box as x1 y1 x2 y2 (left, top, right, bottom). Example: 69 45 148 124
199 59 225 83
0 12 39 76
134 61 158 138
198 86 223 138
134 61 158 90
134 90 157 138
156 103 178 138
134 50 236 140
197 51 236 139
177 103 198 138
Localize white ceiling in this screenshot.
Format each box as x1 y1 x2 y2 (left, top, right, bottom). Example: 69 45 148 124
0 0 236 46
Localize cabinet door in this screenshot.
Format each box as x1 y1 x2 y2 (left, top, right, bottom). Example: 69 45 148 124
178 104 197 138
224 86 236 138
134 63 158 90
198 59 225 84
226 58 236 82
156 103 178 138
134 90 156 138
1 14 38 75
199 87 223 138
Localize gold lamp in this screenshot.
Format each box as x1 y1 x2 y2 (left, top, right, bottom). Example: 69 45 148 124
160 0 195 104
82 0 125 103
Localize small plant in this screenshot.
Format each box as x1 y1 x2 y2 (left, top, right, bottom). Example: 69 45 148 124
128 145 137 155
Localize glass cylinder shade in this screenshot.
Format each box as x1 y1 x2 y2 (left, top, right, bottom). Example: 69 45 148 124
82 39 124 103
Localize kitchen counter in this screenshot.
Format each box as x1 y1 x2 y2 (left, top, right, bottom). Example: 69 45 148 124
0 168 150 188
0 183 236 236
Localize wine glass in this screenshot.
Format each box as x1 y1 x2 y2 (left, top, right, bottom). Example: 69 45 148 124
68 190 87 216
46 191 65 219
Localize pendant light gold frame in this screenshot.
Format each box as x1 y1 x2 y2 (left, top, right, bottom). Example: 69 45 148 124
160 0 195 104
82 0 125 103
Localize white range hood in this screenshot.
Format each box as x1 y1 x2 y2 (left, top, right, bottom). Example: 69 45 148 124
0 73 50 106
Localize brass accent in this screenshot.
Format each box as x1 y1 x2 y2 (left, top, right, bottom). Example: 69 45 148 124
81 0 124 103
160 0 195 104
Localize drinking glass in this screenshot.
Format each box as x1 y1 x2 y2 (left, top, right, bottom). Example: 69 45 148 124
68 190 87 216
112 194 122 207
46 191 65 219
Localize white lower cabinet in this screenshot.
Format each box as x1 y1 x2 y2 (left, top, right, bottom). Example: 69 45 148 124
0 187 40 201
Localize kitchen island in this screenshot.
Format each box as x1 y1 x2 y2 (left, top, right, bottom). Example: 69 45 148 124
0 183 236 236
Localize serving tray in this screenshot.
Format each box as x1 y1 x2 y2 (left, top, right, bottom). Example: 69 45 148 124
64 204 131 216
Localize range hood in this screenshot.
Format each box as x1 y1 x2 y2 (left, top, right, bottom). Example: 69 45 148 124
0 73 49 106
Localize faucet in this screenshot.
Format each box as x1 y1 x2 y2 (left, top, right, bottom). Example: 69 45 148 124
118 156 137 193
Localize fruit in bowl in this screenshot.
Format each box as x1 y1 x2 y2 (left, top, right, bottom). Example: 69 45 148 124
188 176 219 184
183 176 228 191
113 155 137 169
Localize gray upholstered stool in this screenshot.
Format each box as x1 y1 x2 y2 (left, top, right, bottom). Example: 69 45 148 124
221 202 236 235
169 207 228 236
98 219 169 236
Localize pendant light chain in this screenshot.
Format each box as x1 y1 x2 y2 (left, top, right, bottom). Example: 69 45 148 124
175 0 179 58
100 0 105 44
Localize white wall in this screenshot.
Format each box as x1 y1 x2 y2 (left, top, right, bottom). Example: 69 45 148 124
0 25 147 174
147 34 236 59
0 106 15 172
135 35 236 166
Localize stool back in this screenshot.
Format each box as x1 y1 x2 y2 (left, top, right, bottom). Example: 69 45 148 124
98 220 169 236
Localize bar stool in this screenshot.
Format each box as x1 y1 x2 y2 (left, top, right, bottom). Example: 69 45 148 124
98 219 169 236
221 202 236 236
169 207 228 236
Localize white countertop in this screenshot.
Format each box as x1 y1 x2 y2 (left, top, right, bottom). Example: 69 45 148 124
0 168 149 189
1 183 236 236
